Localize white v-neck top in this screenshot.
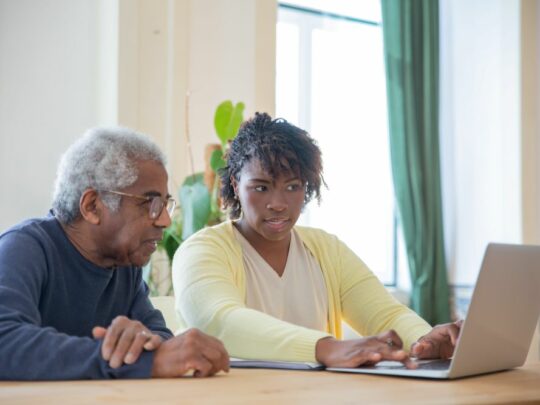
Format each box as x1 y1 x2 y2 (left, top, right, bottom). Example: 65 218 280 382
233 227 329 332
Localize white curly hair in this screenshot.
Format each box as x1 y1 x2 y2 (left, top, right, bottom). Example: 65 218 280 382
52 127 166 224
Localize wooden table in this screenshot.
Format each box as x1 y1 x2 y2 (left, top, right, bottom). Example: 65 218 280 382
2 363 540 404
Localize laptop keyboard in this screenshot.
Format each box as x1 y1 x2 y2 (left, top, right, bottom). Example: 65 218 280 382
371 359 451 371
414 359 451 370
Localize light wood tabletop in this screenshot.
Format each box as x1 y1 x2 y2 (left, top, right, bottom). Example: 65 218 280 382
1 363 540 404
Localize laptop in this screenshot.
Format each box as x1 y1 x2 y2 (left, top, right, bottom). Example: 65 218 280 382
328 243 540 379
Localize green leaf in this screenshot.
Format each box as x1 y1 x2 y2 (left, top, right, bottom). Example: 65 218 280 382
162 233 180 263
214 101 232 145
214 101 245 146
209 174 221 221
157 212 183 263
179 173 211 240
161 223 183 262
226 101 245 141
210 148 226 172
182 172 204 186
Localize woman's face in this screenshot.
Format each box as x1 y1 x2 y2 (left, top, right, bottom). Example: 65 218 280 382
233 159 305 245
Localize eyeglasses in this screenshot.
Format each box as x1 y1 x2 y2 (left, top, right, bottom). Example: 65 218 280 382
100 190 176 220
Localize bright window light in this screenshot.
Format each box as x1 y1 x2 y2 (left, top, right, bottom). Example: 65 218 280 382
276 1 398 285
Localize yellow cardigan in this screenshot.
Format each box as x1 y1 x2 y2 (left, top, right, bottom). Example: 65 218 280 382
172 221 431 362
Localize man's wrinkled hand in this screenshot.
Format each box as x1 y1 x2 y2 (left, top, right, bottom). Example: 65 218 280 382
92 315 162 368
151 328 229 378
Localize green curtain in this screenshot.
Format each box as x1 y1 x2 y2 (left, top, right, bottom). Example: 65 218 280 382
381 0 450 325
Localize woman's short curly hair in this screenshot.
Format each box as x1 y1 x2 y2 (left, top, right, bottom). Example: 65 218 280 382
220 112 324 219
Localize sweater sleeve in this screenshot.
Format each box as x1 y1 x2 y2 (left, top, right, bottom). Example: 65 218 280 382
0 231 153 380
172 230 330 362
335 236 432 350
128 278 173 341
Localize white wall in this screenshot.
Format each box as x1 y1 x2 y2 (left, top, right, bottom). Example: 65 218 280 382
440 0 522 285
522 0 540 357
0 0 102 230
186 0 276 180
521 0 540 246
0 0 276 231
111 0 276 188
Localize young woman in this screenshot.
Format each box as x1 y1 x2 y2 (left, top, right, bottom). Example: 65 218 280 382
173 113 461 368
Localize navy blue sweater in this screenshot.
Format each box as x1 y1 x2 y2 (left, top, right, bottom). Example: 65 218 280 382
0 214 173 380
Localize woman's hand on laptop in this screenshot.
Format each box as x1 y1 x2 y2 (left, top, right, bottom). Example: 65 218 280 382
410 319 463 360
315 330 417 369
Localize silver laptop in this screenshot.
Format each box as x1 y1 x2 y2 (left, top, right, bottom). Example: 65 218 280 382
328 243 540 379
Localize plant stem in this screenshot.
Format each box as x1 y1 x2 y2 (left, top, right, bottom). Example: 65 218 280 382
185 91 195 176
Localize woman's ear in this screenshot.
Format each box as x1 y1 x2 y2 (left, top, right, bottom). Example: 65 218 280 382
79 189 102 225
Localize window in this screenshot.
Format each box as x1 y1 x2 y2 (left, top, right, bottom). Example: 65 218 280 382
276 1 403 286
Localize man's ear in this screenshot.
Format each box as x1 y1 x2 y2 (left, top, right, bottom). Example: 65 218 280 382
79 189 102 225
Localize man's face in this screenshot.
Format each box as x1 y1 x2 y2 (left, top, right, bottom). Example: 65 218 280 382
97 160 171 267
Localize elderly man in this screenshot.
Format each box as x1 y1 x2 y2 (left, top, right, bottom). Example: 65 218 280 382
0 127 229 380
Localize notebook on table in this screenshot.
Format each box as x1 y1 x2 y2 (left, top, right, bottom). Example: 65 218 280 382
230 358 324 370
327 243 540 379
